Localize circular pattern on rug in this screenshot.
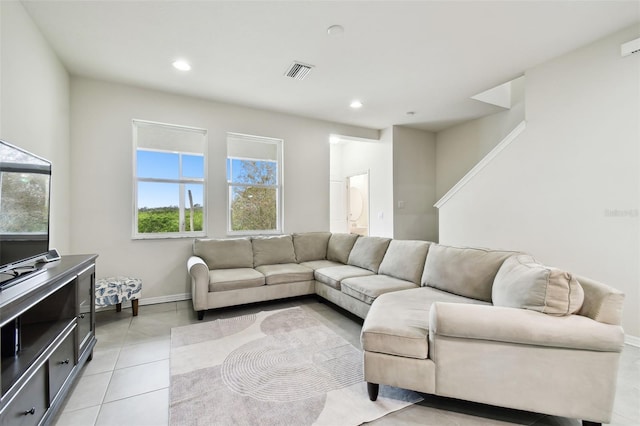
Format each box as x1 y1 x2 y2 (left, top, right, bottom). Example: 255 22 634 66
259 308 321 334
221 327 362 402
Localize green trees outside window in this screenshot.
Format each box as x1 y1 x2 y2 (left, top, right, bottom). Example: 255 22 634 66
229 160 277 232
133 120 207 239
227 133 282 234
137 203 203 234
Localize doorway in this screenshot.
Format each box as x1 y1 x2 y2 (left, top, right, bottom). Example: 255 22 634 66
347 172 369 236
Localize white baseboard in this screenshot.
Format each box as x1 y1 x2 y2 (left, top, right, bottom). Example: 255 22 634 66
138 293 192 305
625 334 640 348
96 293 192 312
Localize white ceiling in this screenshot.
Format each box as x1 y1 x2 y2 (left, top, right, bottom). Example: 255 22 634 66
22 1 640 132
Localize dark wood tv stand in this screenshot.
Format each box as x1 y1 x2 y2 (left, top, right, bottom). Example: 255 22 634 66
0 255 97 426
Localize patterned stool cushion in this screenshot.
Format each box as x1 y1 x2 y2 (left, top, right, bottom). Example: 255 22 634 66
95 276 142 307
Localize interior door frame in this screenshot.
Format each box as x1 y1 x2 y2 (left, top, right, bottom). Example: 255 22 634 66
346 170 370 236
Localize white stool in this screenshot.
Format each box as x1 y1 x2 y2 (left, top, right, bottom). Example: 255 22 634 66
95 276 142 316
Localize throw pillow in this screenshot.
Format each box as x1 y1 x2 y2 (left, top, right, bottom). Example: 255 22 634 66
492 254 585 316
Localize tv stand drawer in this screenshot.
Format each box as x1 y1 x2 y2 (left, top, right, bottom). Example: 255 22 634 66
48 329 76 404
0 364 46 426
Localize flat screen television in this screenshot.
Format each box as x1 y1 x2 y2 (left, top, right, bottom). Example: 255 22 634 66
0 140 51 289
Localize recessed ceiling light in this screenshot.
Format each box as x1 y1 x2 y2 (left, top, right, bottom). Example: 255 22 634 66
406 111 416 116
327 25 344 36
350 100 363 109
172 60 191 71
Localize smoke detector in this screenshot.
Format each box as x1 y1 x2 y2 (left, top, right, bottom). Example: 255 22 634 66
284 61 314 80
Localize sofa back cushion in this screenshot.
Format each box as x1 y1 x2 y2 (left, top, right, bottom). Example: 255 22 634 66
193 238 254 269
378 240 431 284
326 233 359 264
347 236 392 273
252 235 297 267
292 232 331 263
422 244 514 302
493 254 585 316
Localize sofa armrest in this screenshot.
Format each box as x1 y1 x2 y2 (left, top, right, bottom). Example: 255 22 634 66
575 274 625 325
188 255 209 311
429 302 624 352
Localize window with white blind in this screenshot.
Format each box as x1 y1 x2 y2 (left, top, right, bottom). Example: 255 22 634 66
133 120 207 239
226 133 283 235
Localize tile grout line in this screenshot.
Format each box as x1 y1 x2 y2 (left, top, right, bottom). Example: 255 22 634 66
94 315 131 424
98 386 170 407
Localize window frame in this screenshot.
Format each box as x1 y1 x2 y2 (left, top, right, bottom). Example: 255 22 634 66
132 119 207 240
226 133 283 236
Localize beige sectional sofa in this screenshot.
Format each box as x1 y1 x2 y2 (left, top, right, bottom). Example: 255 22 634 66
188 232 403 320
187 232 625 426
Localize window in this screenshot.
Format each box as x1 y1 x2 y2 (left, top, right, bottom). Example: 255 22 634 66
133 120 207 239
227 133 283 235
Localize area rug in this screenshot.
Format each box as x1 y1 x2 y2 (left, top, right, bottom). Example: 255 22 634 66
169 307 422 426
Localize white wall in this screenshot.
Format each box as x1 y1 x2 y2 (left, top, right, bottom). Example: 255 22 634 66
436 77 525 199
438 25 640 338
337 130 394 238
0 1 71 253
392 125 438 241
329 142 347 233
69 77 377 300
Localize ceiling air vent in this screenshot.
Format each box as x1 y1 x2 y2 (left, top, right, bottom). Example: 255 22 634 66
284 61 314 80
621 38 640 57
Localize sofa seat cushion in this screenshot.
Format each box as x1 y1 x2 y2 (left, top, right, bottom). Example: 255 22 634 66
422 244 516 302
314 265 374 290
361 287 489 359
493 254 584 316
299 260 343 270
254 263 314 285
341 275 418 305
208 268 265 292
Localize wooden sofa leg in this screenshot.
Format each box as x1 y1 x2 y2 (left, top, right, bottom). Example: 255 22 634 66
367 382 379 401
582 421 601 426
197 310 205 321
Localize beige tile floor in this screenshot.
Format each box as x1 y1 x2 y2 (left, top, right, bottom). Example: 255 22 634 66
52 297 640 426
